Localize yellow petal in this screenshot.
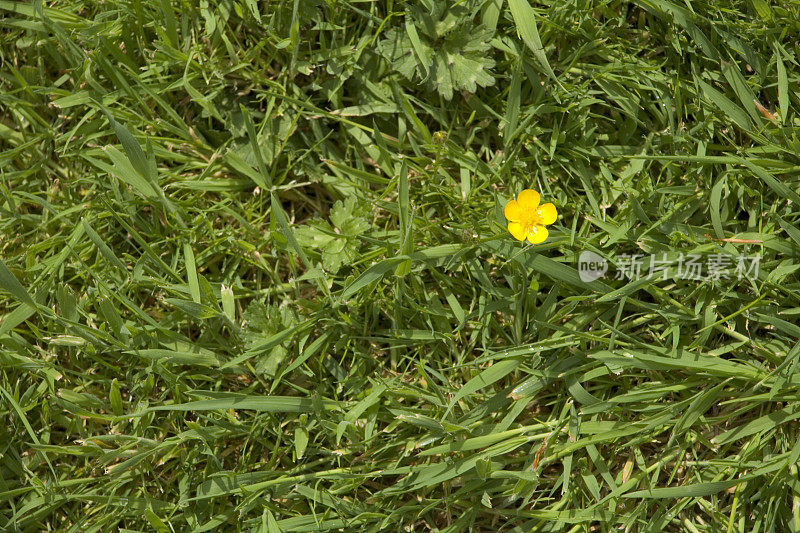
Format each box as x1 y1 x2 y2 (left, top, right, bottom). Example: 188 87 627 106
504 199 523 222
517 189 540 209
526 224 549 244
535 203 558 225
508 222 527 241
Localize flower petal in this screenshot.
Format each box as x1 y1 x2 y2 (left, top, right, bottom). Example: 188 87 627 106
504 199 523 222
508 222 527 241
535 203 558 225
526 224 549 244
517 189 540 209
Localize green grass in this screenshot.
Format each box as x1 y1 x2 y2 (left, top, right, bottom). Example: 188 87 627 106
2 0 800 530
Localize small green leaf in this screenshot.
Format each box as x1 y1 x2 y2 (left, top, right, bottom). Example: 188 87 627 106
623 480 741 499
710 177 725 239
184 244 201 304
109 379 123 416
144 509 169 533
396 160 412 276
83 219 128 275
294 426 309 460
0 257 35 307
341 257 406 300
104 111 156 183
101 145 159 198
448 359 521 413
220 284 236 322
507 0 557 82
775 43 788 123
698 79 752 132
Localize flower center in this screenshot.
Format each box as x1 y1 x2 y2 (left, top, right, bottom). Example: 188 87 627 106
519 207 541 232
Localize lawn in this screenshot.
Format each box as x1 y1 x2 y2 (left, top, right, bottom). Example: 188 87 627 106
2 0 800 530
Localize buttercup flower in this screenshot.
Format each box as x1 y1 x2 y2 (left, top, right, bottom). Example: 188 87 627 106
504 189 557 244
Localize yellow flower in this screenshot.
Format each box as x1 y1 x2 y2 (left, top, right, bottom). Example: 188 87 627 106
504 189 557 244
